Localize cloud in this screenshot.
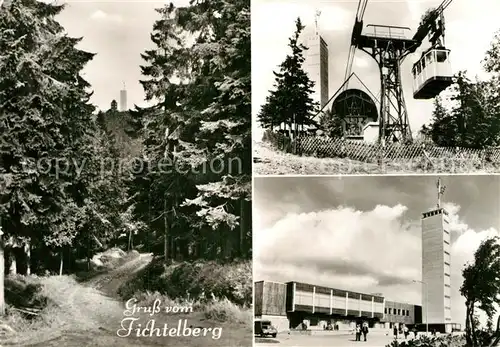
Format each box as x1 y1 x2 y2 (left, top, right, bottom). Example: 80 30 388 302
255 203 500 326
90 9 123 23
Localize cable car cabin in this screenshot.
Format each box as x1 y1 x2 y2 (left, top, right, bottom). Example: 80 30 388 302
412 48 453 100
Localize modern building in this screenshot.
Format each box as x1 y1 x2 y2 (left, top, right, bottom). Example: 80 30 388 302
254 280 422 332
421 206 453 332
119 85 127 111
299 26 329 109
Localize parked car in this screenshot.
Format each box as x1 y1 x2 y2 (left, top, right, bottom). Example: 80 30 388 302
254 319 277 338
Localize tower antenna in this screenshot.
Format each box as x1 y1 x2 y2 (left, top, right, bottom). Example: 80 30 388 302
314 10 321 34
436 177 446 209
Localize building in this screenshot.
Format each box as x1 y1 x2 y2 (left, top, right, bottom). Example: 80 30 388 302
299 26 329 109
254 280 422 332
119 85 127 111
421 207 453 332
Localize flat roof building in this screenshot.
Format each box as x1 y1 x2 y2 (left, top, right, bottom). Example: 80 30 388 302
254 280 422 333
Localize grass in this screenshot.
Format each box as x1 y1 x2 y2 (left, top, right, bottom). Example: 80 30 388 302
118 258 252 328
118 258 252 307
75 248 140 281
254 141 500 175
132 290 252 325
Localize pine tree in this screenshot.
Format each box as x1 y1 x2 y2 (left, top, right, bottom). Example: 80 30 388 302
258 17 319 135
133 1 252 259
319 109 344 137
0 0 126 275
428 96 458 147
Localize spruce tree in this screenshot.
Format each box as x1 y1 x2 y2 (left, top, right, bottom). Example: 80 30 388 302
133 1 251 259
258 17 319 135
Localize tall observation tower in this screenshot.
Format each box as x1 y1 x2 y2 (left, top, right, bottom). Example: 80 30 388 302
298 10 329 109
421 178 452 333
120 82 128 111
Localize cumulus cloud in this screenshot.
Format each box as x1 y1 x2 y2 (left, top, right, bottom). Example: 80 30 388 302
90 9 123 23
255 203 499 326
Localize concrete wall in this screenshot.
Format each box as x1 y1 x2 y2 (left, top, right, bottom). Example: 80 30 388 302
422 208 450 324
384 301 418 325
363 122 379 143
299 29 329 108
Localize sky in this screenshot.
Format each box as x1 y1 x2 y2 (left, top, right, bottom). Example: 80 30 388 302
41 0 191 112
252 0 500 141
254 175 500 326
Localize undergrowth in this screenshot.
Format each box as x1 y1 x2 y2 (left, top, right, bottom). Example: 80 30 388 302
133 290 252 325
118 258 252 306
118 258 252 324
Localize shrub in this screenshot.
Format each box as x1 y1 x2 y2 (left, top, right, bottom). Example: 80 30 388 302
118 258 252 307
385 335 466 347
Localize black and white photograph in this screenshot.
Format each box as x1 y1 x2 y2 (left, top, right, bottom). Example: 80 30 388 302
254 175 500 346
0 0 251 346
252 0 500 175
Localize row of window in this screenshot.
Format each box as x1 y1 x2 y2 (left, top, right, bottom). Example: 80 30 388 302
384 307 410 316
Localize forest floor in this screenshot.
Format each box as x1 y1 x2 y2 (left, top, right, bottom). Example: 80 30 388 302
1 254 251 347
253 141 500 175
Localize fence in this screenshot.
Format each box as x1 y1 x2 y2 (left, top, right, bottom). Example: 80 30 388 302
262 130 500 164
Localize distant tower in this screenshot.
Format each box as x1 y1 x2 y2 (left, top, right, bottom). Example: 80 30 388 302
120 82 127 111
110 99 117 111
421 178 452 331
298 11 329 109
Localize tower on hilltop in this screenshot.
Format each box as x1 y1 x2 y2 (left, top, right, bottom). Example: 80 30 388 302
120 82 127 111
421 177 452 332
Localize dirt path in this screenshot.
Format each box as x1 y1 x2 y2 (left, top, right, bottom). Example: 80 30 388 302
2 254 251 347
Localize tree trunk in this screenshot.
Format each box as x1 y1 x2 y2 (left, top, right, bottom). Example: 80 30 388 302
470 305 477 347
465 303 472 346
25 241 31 275
59 249 63 276
0 236 5 315
164 195 168 261
239 199 245 258
489 315 500 347
128 229 132 252
8 249 16 275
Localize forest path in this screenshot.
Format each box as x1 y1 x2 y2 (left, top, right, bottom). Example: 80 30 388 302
2 253 251 346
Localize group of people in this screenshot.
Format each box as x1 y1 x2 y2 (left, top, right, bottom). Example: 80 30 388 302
355 323 369 342
393 324 411 339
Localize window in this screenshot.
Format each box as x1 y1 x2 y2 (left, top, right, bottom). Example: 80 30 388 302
445 273 451 277
445 262 450 266
388 308 392 314
444 251 450 256
444 229 450 234
436 50 447 63
398 309 401 315
445 284 451 288
385 308 387 314
445 295 451 299
444 240 450 245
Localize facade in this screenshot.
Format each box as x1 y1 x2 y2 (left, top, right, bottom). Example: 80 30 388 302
422 208 453 330
299 27 329 109
120 88 127 111
254 280 422 332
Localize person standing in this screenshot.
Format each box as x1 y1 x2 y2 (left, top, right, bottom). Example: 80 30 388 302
362 323 369 342
393 325 398 339
355 324 361 341
403 325 409 339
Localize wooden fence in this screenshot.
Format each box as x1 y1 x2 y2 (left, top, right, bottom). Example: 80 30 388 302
263 130 500 164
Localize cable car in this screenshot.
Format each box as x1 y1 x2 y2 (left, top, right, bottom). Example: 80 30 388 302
411 47 453 99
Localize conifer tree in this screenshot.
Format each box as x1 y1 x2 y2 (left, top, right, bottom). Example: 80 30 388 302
258 17 319 135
